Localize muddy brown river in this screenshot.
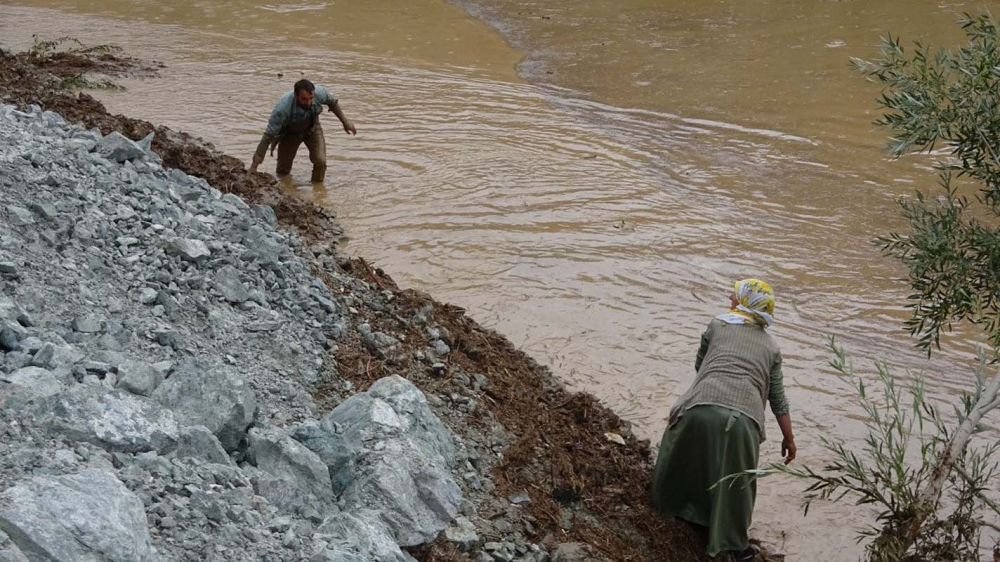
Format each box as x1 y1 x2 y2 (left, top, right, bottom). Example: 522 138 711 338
1 0 995 558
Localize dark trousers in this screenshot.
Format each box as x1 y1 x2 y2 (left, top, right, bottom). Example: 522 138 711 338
276 123 327 183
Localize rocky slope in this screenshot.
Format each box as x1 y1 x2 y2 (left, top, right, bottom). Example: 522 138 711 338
0 45 764 562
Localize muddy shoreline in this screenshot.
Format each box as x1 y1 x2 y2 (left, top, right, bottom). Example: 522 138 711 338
0 46 783 561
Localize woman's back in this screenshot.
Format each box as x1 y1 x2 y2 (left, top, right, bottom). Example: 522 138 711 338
671 318 780 441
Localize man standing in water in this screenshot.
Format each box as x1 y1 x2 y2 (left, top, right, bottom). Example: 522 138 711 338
249 79 356 183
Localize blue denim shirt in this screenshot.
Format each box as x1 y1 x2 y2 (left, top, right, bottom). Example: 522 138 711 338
264 86 338 138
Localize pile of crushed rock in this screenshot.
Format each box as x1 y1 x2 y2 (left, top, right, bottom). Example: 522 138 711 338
0 103 585 562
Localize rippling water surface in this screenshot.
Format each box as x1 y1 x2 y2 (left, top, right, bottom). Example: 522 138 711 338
0 1 994 558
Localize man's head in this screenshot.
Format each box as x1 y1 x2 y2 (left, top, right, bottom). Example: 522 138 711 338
294 79 315 109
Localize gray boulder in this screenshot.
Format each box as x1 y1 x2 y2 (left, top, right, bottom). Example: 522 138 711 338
312 512 414 562
0 546 28 562
163 238 211 262
246 467 330 517
28 343 54 368
1 366 65 398
72 316 104 333
214 266 249 304
220 193 249 211
294 376 460 546
152 359 256 452
5 206 33 227
0 323 22 352
116 360 163 397
443 516 480 552
0 470 156 562
137 131 154 153
49 345 85 369
0 529 27 562
0 298 22 324
95 132 145 163
13 385 178 453
252 205 277 226
165 425 232 466
357 324 400 359
246 426 333 511
245 467 310 515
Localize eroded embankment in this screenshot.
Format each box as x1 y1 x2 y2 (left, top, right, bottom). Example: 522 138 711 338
0 45 778 562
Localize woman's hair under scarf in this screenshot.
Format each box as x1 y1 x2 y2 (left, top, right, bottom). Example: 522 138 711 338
716 278 775 328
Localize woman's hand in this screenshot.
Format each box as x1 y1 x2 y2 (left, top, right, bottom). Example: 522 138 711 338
781 436 797 465
776 413 796 464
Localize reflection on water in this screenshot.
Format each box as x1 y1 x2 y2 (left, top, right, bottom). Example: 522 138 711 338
0 1 993 559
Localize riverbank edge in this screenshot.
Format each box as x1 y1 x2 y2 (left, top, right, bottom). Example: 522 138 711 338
0 45 781 562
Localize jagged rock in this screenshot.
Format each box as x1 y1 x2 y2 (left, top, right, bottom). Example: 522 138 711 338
294 376 460 546
152 359 256 452
136 288 158 305
0 299 20 322
245 468 311 515
252 205 277 226
152 329 180 348
444 516 480 552
356 323 401 359
0 544 28 562
246 425 333 512
137 131 154 153
1 366 65 398
221 193 250 211
0 528 28 562
0 469 156 561
131 451 172 477
12 385 179 453
5 206 33 227
163 238 211 262
0 324 23 352
72 316 104 333
95 132 146 163
96 333 123 351
312 512 414 562
29 343 54 367
50 345 85 368
29 202 57 221
116 359 163 397
19 338 45 354
215 265 249 304
165 425 232 465
152 361 174 376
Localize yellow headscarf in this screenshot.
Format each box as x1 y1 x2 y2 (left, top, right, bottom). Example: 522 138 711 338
717 278 775 327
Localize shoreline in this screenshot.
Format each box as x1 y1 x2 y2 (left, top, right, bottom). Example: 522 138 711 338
0 44 787 561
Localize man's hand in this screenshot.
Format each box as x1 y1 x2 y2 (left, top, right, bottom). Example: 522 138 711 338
250 154 264 174
781 437 797 465
343 120 357 135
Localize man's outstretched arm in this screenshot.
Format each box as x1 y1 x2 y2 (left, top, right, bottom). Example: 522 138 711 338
327 99 356 135
250 101 287 172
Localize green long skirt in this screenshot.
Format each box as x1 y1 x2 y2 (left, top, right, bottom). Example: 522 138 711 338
651 405 760 557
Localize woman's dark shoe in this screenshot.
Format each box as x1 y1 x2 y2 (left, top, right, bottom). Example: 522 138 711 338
734 547 756 562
